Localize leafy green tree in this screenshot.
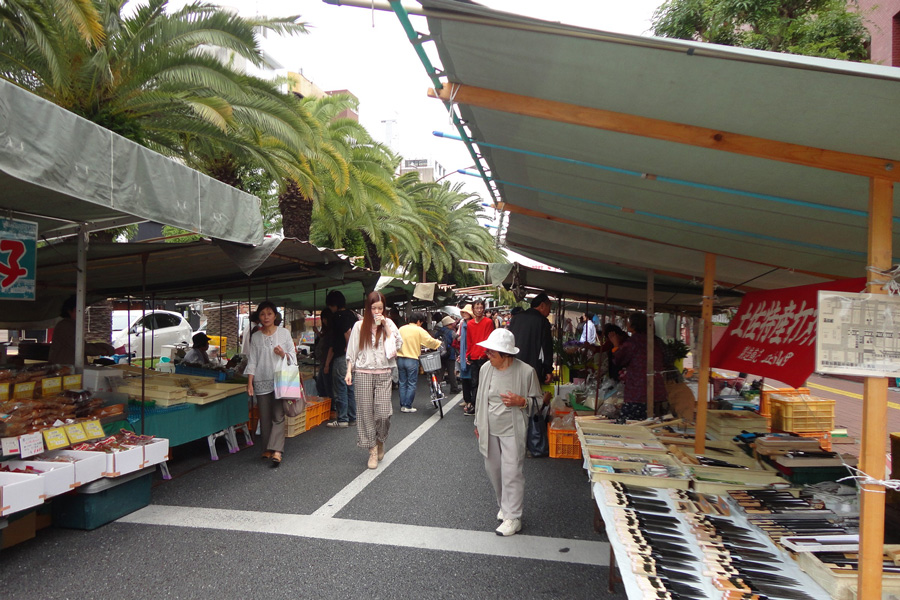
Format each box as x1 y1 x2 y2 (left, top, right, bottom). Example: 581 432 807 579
651 0 870 61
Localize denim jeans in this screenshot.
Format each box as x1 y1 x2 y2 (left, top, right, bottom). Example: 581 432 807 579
396 357 420 408
331 354 356 422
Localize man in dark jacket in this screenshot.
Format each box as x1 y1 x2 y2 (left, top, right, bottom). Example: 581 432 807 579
508 292 554 384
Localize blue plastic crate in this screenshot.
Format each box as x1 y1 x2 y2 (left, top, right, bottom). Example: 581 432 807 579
174 364 228 381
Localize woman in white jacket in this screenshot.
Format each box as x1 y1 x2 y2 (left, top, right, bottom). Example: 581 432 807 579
245 300 296 467
345 291 403 470
473 328 543 537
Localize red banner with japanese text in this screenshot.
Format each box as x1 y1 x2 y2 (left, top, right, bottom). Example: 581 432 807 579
710 277 866 388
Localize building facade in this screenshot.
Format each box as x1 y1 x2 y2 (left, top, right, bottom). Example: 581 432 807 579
858 0 900 66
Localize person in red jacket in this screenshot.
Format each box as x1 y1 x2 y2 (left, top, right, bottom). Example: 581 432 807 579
463 299 495 415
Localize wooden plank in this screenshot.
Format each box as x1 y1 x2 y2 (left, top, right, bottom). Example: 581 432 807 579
858 177 893 598
694 253 715 454
429 84 900 182
646 271 655 417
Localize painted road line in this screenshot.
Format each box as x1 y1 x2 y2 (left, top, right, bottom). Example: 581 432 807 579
120 504 610 567
806 382 900 411
312 392 463 518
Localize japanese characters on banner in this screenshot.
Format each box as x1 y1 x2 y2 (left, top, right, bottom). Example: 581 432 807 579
709 278 865 388
0 217 37 300
816 291 900 377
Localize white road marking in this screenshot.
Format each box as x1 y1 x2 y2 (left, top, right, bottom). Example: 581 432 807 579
312 392 462 518
119 504 610 566
120 391 610 567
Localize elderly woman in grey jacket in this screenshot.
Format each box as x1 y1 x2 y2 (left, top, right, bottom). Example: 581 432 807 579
473 328 543 537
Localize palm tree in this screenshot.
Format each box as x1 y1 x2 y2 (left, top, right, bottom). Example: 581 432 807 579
283 93 396 243
0 0 309 155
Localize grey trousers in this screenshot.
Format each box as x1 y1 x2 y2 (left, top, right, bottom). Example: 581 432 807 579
483 434 525 520
257 392 285 453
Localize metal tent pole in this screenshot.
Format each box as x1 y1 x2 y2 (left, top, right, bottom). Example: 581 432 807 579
694 254 715 455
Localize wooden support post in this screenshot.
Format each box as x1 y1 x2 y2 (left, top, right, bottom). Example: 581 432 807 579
858 177 893 599
695 254 715 454
647 270 655 418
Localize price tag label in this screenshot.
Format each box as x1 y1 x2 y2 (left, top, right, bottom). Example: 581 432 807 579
82 420 105 440
62 374 83 390
42 427 70 451
64 423 88 444
0 383 9 402
13 381 35 399
1 437 20 456
41 376 62 397
18 432 44 458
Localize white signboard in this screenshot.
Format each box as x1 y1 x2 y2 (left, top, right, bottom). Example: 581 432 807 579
816 291 900 377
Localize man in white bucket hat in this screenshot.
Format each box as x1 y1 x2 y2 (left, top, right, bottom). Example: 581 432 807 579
472 328 543 536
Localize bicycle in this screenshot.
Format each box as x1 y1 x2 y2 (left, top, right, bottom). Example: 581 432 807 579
418 349 445 418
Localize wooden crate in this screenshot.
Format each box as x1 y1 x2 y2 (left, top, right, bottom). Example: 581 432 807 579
587 449 690 489
688 467 789 494
185 383 246 405
795 545 900 600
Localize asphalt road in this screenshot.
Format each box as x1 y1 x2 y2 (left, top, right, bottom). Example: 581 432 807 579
0 380 625 600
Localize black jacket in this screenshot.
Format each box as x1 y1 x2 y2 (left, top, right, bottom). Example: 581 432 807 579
507 307 553 382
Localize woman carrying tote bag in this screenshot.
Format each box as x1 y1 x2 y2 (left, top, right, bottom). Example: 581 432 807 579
245 300 297 468
345 291 402 470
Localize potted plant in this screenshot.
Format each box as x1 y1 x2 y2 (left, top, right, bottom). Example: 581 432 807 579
663 338 691 374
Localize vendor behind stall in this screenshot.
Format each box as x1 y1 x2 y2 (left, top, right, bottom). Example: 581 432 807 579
182 332 213 366
48 296 116 365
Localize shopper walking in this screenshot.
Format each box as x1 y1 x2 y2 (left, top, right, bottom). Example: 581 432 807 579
244 301 297 467
436 315 461 394
396 312 442 413
325 291 358 428
344 292 402 469
458 305 474 409
473 329 544 537
464 299 494 415
507 292 554 385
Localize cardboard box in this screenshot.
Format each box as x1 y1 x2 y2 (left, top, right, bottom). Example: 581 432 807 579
1 460 75 498
0 472 44 517
44 450 105 486
103 446 143 477
0 510 36 549
141 438 169 468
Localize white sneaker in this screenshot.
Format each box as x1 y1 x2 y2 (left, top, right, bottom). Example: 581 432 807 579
400 406 417 413
496 510 504 521
495 518 521 537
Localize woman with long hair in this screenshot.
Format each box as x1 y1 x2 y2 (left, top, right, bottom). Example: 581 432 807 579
245 300 297 467
345 291 403 469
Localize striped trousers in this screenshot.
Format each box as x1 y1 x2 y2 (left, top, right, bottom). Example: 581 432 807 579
354 371 392 449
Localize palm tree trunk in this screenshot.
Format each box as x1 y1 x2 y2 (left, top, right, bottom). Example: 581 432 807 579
362 233 382 271
279 180 312 240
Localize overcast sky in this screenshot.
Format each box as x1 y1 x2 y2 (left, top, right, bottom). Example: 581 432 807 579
219 0 663 263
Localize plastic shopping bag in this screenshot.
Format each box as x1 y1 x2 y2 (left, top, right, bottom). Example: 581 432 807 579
274 358 304 417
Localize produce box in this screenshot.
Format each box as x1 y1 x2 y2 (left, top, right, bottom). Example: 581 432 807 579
304 397 331 430
44 450 105 486
102 446 144 477
770 395 835 433
185 382 245 405
52 468 152 530
141 438 169 468
706 410 768 438
0 472 44 516
770 429 833 452
2 460 76 498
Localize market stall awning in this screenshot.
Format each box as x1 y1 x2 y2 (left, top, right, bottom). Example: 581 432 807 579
485 262 744 314
417 0 900 288
0 80 263 244
0 238 378 326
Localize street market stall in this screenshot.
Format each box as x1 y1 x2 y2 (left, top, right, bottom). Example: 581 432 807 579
345 0 900 595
